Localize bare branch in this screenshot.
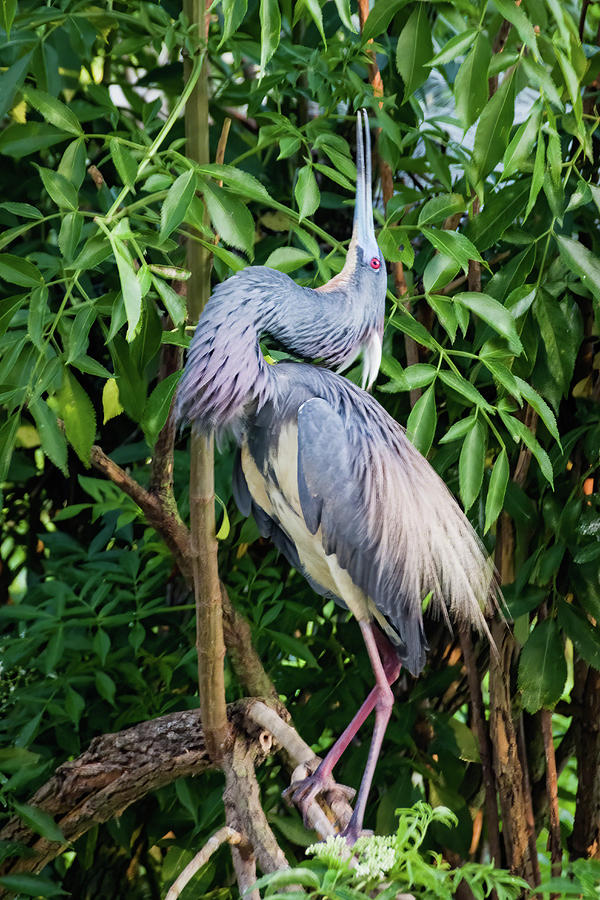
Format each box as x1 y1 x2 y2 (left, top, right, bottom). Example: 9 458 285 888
90 444 191 576
165 827 242 900
0 701 278 884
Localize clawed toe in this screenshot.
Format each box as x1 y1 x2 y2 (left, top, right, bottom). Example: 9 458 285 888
283 771 356 828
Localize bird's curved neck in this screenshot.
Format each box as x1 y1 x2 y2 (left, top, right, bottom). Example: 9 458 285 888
176 266 382 437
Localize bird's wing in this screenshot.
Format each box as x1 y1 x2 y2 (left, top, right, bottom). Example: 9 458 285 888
296 397 427 673
296 394 493 675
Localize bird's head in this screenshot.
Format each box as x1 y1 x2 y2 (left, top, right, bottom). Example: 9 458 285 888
345 109 385 289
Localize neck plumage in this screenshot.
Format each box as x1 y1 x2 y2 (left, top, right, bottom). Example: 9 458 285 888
175 264 381 437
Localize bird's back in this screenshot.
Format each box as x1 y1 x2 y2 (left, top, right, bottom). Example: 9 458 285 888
233 362 493 676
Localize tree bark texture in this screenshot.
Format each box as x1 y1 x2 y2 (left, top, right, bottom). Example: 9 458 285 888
0 701 298 885
571 663 600 859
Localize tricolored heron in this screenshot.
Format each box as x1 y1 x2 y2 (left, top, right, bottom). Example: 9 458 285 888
176 111 493 843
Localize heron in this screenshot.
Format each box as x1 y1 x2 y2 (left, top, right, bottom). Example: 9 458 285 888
176 110 493 843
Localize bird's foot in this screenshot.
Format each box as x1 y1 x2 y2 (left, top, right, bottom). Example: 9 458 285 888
283 768 355 829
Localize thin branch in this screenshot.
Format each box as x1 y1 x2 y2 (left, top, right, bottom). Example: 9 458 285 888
165 827 242 900
248 701 352 837
458 629 502 866
541 710 562 885
90 445 191 577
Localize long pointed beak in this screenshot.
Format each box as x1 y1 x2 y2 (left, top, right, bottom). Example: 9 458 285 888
352 109 376 248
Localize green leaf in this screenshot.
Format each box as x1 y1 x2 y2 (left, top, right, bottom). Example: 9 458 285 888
499 411 554 486
221 0 248 43
521 56 563 109
27 284 48 349
110 139 138 190
362 0 409 42
492 0 539 59
472 70 516 183
426 293 457 341
555 234 600 302
151 275 187 326
196 163 272 203
0 253 43 287
512 377 560 444
396 4 433 100
438 369 493 411
533 291 583 401
423 252 460 294
502 103 542 179
0 122 72 159
294 165 320 222
58 138 87 189
459 419 486 511
427 28 478 67
439 415 477 444
12 801 65 844
519 620 567 713
30 399 68 475
418 193 464 227
215 494 231 540
390 311 436 350
332 0 354 31
0 0 18 38
160 169 197 241
102 378 124 424
95 671 116 705
93 628 111 666
58 212 82 261
557 601 600 670
0 413 20 482
454 292 522 354
0 873 67 897
36 166 78 210
266 630 319 668
56 370 96 466
22 86 83 137
484 448 509 532
141 371 182 447
525 128 545 219
260 0 281 71
421 227 484 275
264 247 315 273
0 52 33 119
201 181 255 257
454 32 492 129
406 383 437 456
111 237 142 341
0 201 43 220
465 180 530 251
300 0 326 45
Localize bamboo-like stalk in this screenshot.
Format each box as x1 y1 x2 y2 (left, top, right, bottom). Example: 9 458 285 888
184 0 231 763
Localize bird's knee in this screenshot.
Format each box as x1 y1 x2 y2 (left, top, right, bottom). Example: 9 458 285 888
376 683 395 714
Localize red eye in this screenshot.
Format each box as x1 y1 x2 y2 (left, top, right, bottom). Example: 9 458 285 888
370 257 381 270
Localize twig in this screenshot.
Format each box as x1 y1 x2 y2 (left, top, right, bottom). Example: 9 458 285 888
459 629 502 866
540 710 562 887
90 445 191 576
248 701 352 837
165 827 242 900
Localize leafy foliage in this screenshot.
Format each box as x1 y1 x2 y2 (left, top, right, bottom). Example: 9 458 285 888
1 0 600 895
257 803 529 899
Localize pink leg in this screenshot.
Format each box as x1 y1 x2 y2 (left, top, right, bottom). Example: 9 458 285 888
285 624 401 825
340 621 398 844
